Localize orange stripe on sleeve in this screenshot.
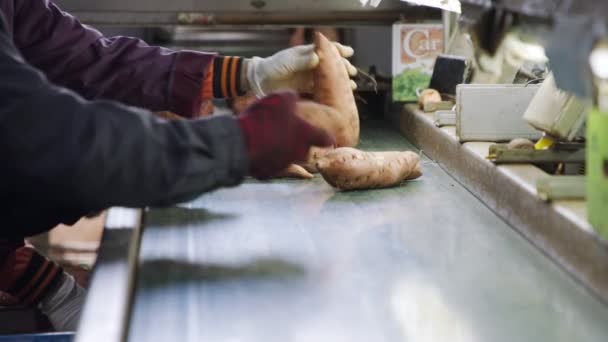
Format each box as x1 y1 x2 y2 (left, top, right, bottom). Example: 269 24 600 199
23 266 61 305
15 260 49 299
220 56 231 98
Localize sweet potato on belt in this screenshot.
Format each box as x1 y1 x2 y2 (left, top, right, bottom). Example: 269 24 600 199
313 31 359 148
227 33 360 178
293 32 361 175
316 147 422 190
283 101 341 176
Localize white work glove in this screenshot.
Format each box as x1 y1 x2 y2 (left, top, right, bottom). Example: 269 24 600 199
246 43 358 97
39 272 86 331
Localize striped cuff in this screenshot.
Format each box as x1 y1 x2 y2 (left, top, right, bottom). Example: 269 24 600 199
212 56 246 98
2 247 63 306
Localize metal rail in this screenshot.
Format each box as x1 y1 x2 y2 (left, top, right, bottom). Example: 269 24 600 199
54 0 440 26
400 104 608 304
76 208 143 342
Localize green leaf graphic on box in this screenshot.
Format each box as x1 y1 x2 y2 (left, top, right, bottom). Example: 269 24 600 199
393 68 431 101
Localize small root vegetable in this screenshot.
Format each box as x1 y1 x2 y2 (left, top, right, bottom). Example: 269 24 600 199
275 164 314 179
314 32 359 147
418 89 442 110
316 147 422 190
506 138 535 150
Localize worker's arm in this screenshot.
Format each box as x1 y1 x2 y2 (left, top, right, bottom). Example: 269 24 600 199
0 4 334 246
7 0 356 116
0 17 250 231
0 14 333 330
8 0 251 117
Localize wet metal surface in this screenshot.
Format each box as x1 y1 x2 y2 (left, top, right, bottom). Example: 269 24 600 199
128 123 608 342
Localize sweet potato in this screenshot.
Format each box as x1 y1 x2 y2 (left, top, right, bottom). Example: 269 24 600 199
418 89 441 110
275 164 314 179
316 147 422 190
299 147 332 173
313 32 359 147
294 101 349 173
295 101 346 141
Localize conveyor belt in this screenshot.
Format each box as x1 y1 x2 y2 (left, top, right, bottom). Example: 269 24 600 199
127 122 608 342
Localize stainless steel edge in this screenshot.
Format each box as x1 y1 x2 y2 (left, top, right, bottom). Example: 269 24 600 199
75 208 144 342
399 104 608 304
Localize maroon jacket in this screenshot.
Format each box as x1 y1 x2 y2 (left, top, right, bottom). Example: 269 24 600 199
1 0 216 117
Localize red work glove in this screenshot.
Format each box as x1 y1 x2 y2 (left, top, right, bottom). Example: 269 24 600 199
238 91 335 179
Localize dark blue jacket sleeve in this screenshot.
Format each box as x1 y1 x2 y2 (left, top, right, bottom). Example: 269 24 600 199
0 13 248 237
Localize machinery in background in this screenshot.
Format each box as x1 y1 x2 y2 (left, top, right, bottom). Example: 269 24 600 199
54 0 437 26
451 0 606 234
157 27 292 58
54 0 606 233
523 73 588 145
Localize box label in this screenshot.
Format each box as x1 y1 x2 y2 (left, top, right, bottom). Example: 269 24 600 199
392 23 443 102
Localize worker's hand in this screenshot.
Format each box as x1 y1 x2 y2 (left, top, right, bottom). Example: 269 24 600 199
39 272 86 331
238 91 335 179
245 43 357 97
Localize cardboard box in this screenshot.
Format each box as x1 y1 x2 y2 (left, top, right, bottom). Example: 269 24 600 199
456 84 542 142
392 23 443 102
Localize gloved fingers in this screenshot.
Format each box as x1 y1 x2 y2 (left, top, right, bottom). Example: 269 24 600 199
333 42 355 58
343 58 358 77
289 44 315 55
282 45 319 72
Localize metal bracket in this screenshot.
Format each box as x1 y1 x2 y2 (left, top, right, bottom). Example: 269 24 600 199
434 110 456 126
488 143 586 164
536 175 586 201
423 101 454 112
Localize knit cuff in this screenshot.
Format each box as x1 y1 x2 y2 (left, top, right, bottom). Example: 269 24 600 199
212 56 246 98
2 247 63 306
